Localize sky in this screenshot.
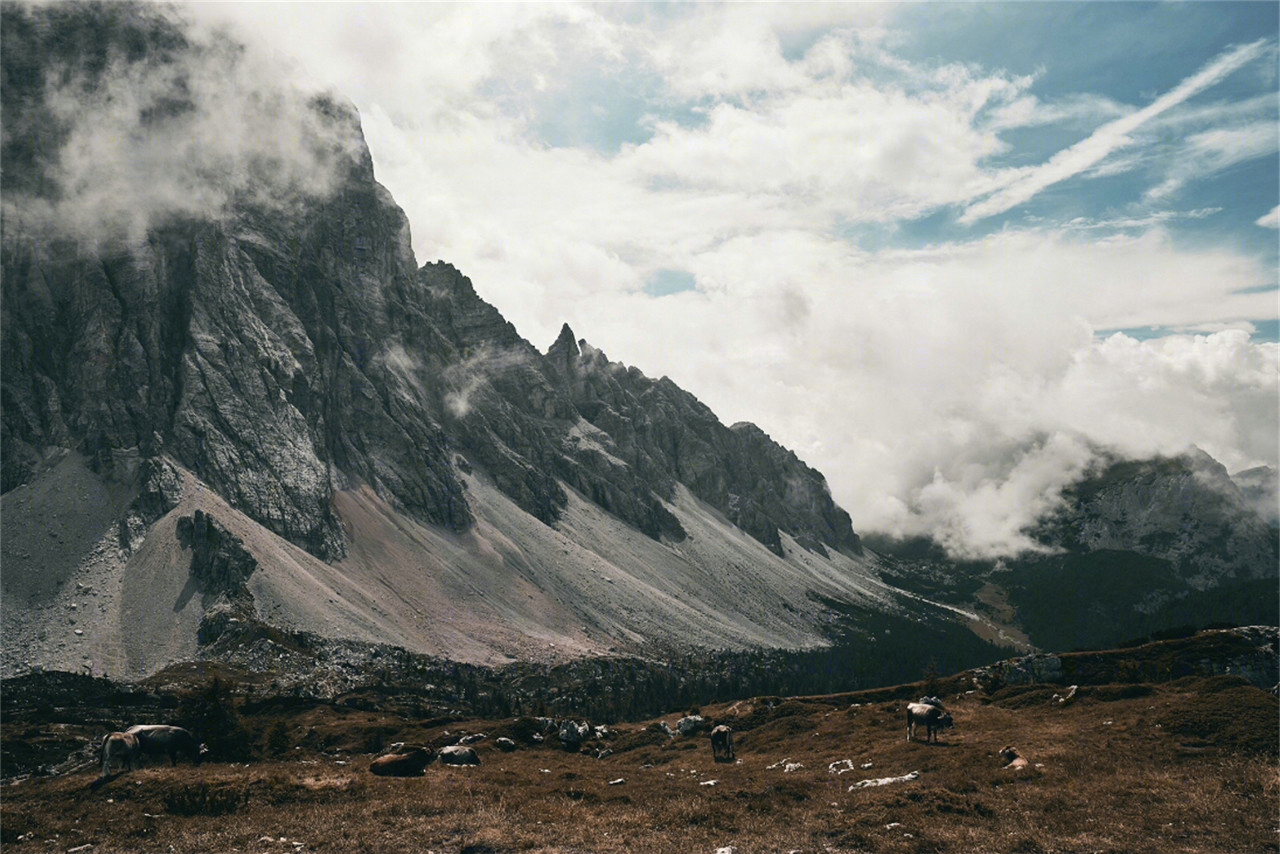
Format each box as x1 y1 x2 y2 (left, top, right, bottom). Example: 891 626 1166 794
172 2 1278 557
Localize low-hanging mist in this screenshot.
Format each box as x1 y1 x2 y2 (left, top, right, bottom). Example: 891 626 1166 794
1 2 363 249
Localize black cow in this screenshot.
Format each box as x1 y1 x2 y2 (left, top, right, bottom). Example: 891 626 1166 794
125 724 207 765
710 725 735 762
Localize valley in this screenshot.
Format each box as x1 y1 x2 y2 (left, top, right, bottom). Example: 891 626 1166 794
2 629 1276 854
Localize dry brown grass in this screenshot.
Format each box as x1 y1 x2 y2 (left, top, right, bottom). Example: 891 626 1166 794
3 675 1276 853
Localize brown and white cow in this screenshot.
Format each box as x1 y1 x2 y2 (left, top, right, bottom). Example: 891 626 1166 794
905 702 953 743
710 725 735 762
125 724 207 766
999 745 1030 770
100 732 140 777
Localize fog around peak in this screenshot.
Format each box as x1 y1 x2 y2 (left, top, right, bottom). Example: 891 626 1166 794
2 3 363 249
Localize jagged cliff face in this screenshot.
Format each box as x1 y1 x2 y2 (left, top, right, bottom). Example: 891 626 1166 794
545 325 859 556
1 3 883 678
1 2 857 568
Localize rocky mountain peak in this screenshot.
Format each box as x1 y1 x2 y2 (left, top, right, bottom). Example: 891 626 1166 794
550 323 580 355
1 0 865 567
545 323 581 380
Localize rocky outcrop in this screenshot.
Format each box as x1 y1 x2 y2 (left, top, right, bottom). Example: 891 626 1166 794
969 653 1064 687
177 510 257 599
546 326 860 556
968 627 1279 692
118 456 184 553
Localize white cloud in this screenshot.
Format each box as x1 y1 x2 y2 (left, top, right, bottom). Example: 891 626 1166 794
1258 205 1280 228
961 39 1272 223
1145 121 1280 200
551 226 1276 557
986 91 1129 131
620 75 1014 223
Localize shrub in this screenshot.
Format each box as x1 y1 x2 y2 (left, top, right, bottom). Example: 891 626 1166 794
177 677 252 761
266 721 291 757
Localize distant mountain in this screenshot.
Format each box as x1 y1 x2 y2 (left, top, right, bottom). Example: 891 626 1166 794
1232 465 1279 527
874 448 1279 653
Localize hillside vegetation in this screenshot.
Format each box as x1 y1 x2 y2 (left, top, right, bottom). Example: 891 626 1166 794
3 631 1276 853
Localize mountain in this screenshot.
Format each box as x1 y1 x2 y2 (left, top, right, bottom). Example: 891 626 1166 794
1232 464 1280 527
873 449 1279 653
1 3 1273 687
0 2 918 683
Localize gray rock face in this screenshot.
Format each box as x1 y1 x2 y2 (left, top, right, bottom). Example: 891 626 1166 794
675 714 706 736
1035 449 1278 585
118 456 184 553
975 653 1064 686
1 2 863 568
177 510 257 598
546 327 861 556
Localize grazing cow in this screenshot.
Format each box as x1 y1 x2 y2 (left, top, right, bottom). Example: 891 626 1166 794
999 746 1030 771
710 725 735 762
437 745 480 766
125 724 207 766
905 702 953 743
100 732 140 777
369 746 435 777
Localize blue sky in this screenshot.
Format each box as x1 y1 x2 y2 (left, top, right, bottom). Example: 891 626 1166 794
190 2 1277 555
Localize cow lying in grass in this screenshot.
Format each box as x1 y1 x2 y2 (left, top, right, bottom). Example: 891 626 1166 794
905 701 953 743
100 732 140 777
999 745 1030 770
370 747 435 777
